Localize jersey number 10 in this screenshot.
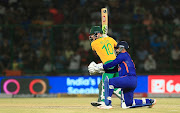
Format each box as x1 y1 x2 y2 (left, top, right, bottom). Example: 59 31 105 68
102 43 113 55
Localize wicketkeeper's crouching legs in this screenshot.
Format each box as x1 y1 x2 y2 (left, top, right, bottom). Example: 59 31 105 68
104 76 156 108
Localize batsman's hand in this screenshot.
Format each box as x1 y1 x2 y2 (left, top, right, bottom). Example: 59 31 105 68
88 61 96 70
88 61 97 75
102 25 108 34
88 61 105 75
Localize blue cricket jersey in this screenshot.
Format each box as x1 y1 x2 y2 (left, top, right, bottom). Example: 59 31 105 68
103 52 136 76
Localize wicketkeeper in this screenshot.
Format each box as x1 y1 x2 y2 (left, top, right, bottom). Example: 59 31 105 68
89 41 156 109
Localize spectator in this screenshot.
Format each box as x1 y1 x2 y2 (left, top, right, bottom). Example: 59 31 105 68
12 60 19 70
43 61 55 72
1 39 10 55
144 55 157 71
173 27 180 37
173 15 180 25
49 8 64 25
0 5 6 16
171 44 180 69
68 50 81 71
136 46 149 70
133 2 146 23
148 31 162 52
162 1 176 22
171 44 180 61
55 50 66 70
78 28 88 41
143 11 153 31
65 47 74 61
79 46 89 74
42 0 52 7
0 53 10 71
78 29 91 51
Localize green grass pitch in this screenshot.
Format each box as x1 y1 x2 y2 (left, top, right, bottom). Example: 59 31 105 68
0 97 179 113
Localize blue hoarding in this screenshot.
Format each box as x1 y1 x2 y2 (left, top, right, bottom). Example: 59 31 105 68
47 76 101 94
134 76 148 93
0 75 148 94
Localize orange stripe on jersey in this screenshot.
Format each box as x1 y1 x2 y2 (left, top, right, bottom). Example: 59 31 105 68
123 61 129 73
118 67 121 71
132 60 136 68
120 75 127 78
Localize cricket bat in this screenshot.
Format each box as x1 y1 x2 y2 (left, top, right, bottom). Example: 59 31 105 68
101 8 108 35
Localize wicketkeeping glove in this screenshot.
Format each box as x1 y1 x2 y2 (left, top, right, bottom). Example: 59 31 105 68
96 63 105 73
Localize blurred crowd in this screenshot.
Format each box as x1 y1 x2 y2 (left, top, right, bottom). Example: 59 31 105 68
0 0 180 75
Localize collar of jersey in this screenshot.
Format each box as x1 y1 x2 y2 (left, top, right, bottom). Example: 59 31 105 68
93 36 103 43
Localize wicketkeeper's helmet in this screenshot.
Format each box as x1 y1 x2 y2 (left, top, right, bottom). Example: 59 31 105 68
115 41 129 51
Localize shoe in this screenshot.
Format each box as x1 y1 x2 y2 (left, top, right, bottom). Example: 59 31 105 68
91 101 105 107
97 105 113 109
121 101 129 109
148 99 156 108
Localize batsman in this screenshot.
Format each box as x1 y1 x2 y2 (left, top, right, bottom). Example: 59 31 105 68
88 26 121 107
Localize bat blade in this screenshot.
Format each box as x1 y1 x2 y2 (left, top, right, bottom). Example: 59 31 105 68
101 8 108 34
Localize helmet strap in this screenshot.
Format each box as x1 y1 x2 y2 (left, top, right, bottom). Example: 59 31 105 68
89 33 100 42
94 33 98 39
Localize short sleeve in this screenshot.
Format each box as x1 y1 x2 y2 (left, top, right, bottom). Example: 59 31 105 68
91 42 95 51
112 38 117 47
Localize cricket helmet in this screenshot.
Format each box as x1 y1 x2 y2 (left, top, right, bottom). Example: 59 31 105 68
115 41 129 49
89 26 103 34
89 26 103 42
